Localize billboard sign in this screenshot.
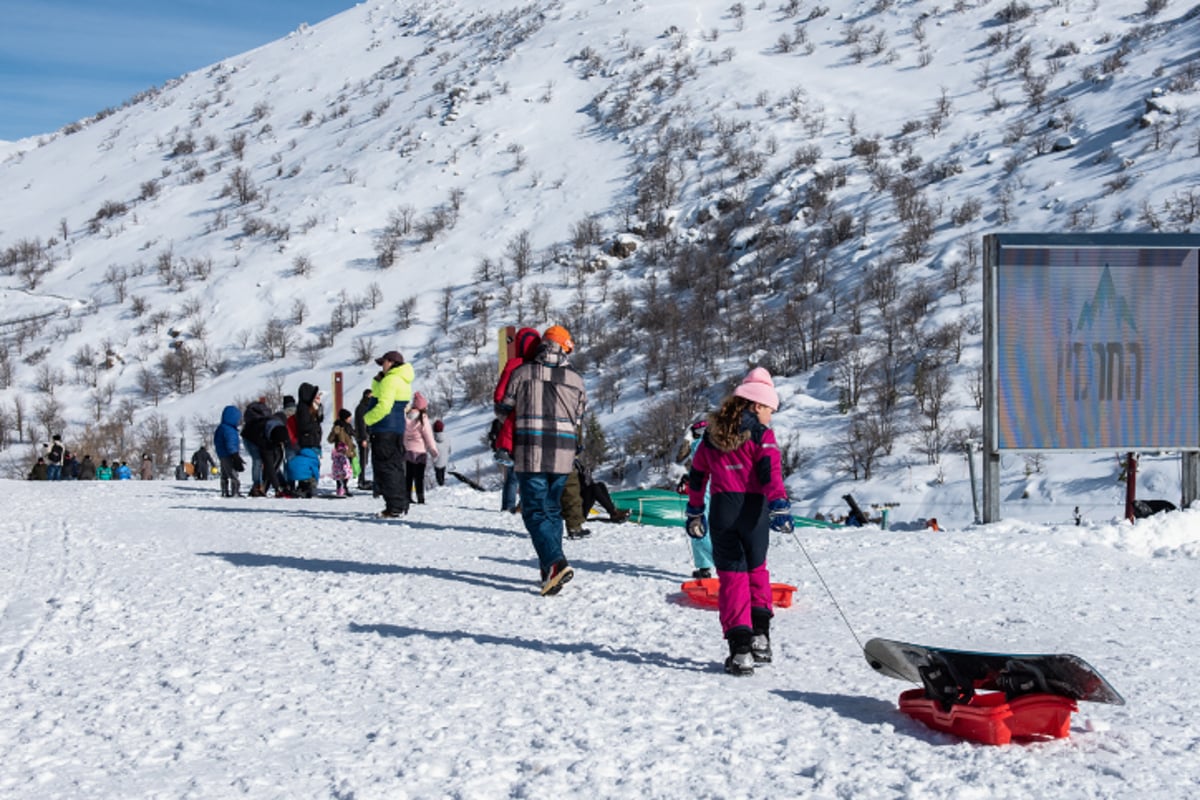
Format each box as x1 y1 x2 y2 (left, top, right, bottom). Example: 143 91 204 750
986 234 1199 451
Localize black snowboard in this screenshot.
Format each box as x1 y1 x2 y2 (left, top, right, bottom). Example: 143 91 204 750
864 637 1125 706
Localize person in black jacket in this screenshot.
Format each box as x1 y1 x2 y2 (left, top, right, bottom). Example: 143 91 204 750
354 388 373 490
191 446 214 480
241 399 272 495
294 383 324 448
261 412 292 497
288 383 324 497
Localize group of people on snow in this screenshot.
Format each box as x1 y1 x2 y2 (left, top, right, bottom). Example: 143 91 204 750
489 322 792 675
27 434 156 482
206 352 447 508
28 325 793 676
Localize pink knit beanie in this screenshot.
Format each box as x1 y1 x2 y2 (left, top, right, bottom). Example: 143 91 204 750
733 367 779 411
411 391 428 411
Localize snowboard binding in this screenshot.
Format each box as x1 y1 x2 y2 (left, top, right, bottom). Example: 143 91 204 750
918 654 974 710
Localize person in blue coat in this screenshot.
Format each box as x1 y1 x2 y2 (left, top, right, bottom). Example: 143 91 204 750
285 446 321 497
214 405 243 497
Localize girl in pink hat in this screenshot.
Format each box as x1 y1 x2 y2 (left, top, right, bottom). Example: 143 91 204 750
684 367 793 676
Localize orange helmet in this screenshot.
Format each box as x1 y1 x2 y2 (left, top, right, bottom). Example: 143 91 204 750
542 325 574 354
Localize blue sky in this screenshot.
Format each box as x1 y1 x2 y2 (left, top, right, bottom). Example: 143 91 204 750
0 1 355 141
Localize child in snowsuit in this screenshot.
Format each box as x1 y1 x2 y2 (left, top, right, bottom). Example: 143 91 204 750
327 408 358 487
685 368 792 676
403 392 438 504
331 442 354 497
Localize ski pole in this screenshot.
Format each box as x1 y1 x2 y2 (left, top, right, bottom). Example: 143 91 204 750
787 523 865 653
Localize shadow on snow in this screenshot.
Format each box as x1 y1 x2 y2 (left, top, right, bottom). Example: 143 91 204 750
348 622 713 672
197 550 532 593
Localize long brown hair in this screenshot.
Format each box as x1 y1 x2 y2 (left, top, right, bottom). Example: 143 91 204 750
706 395 754 452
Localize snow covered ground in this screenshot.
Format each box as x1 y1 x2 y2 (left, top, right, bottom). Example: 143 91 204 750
2 477 1198 799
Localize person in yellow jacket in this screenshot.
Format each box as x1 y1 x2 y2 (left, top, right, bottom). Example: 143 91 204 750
362 350 415 517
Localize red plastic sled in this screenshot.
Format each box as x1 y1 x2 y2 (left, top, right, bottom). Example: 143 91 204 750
680 578 797 608
897 688 1077 745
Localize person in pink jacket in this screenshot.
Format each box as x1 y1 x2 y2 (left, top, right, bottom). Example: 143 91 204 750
685 367 793 676
403 392 439 504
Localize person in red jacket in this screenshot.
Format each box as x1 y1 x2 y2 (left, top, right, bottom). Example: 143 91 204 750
685 367 793 677
491 327 541 512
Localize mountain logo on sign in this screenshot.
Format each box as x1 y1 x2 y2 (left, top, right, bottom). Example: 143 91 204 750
1060 264 1143 403
1074 264 1138 335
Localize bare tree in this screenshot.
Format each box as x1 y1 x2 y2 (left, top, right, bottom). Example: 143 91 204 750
912 362 952 464
33 396 64 442
353 337 375 365
506 230 534 280
138 413 174 474
395 297 418 329
255 318 297 361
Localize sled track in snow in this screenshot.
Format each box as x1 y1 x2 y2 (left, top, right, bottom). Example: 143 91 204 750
1 519 71 679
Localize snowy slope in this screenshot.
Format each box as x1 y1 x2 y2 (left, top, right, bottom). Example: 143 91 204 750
1 479 1199 798
1 0 1197 524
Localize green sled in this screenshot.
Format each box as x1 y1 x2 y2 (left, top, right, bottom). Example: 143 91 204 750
608 489 841 530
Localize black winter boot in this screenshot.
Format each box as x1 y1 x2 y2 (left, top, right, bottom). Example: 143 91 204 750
751 607 773 664
724 627 755 676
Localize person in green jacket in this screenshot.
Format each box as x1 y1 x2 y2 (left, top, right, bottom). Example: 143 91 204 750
97 459 114 480
362 350 415 517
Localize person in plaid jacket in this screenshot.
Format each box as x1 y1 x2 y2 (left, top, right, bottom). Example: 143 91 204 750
495 325 586 596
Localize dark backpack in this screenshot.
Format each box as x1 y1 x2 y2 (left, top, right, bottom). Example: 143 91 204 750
241 402 272 446
48 443 63 464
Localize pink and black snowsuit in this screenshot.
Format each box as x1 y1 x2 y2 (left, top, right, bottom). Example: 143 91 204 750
686 414 787 637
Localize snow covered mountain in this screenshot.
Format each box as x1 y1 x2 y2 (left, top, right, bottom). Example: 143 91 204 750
1 0 1196 523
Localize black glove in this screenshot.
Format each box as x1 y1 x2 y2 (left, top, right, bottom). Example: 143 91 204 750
685 504 707 539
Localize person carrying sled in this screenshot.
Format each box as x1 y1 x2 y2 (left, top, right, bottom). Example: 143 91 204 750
495 325 587 596
491 327 541 512
685 367 792 676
